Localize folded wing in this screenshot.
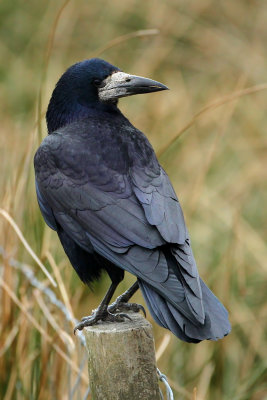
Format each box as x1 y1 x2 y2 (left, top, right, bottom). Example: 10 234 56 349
34 125 230 339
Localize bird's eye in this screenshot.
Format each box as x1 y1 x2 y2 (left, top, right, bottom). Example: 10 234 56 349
92 78 102 87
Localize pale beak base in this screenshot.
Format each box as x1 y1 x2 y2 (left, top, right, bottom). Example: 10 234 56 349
98 71 169 102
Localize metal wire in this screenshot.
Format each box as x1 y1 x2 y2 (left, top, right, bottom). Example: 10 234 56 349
157 368 174 400
0 245 86 346
0 245 88 399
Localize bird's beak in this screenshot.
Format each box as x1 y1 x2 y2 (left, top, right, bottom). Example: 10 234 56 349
98 71 169 102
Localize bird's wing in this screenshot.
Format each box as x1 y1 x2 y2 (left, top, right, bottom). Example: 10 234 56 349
128 143 203 323
130 165 187 243
34 130 165 252
34 127 203 324
35 179 57 230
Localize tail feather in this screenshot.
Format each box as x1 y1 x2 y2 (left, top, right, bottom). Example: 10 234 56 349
139 278 231 343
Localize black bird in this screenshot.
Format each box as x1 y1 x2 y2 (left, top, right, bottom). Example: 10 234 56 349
34 58 231 342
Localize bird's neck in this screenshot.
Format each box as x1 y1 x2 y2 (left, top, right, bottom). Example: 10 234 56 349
46 97 120 133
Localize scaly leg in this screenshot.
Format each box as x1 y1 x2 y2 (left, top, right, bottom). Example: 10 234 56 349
74 281 131 334
108 281 146 317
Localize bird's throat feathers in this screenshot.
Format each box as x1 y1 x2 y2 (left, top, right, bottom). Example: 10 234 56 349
46 93 120 133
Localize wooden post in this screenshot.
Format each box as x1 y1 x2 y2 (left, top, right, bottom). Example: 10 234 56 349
84 313 161 400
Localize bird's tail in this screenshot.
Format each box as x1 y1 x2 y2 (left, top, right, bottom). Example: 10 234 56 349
138 278 231 343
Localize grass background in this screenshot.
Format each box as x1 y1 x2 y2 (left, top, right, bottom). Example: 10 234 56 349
0 0 267 399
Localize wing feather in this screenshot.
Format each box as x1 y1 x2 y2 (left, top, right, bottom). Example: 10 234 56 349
34 125 204 325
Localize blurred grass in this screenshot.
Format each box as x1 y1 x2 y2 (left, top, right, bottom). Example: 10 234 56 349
0 0 267 399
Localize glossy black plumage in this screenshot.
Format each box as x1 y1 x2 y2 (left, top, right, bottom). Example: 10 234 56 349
34 58 231 342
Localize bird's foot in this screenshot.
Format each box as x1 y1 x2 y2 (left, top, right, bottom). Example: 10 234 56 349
108 300 146 317
74 305 132 334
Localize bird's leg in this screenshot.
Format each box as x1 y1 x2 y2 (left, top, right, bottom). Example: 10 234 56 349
74 281 131 334
108 281 146 317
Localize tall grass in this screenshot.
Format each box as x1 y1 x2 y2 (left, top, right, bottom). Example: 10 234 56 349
0 0 266 399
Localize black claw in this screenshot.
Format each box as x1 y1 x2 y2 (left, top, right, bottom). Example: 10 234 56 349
73 307 137 334
108 301 146 317
116 313 132 321
139 305 146 318
74 323 85 334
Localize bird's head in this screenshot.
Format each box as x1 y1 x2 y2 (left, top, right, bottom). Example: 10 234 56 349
46 58 168 133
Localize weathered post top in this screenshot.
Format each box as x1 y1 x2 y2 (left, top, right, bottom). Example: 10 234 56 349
84 313 161 400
